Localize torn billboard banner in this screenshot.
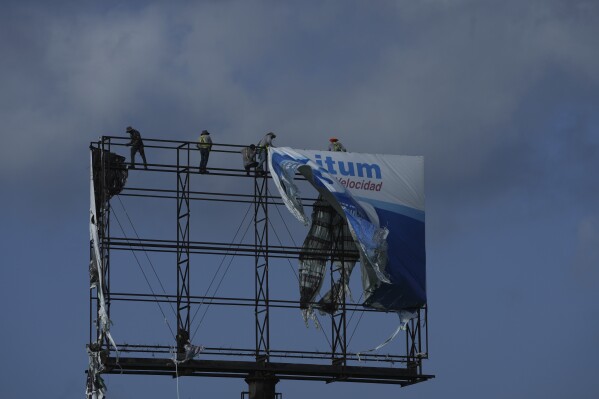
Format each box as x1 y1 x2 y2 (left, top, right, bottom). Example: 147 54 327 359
269 147 426 311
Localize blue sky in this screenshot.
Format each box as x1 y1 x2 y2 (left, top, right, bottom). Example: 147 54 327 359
1 1 598 398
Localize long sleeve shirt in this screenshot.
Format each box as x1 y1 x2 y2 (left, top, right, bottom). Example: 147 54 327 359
128 129 143 147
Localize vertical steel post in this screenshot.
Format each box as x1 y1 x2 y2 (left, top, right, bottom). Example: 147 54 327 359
105 137 112 333
406 309 422 371
330 217 347 366
99 136 111 351
254 174 270 363
176 143 191 358
249 172 277 399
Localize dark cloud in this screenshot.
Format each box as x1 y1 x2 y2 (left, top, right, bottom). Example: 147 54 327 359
1 1 599 398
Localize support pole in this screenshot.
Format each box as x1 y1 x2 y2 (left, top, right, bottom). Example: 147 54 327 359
406 308 424 373
330 216 347 367
244 372 279 399
176 143 191 359
99 137 112 351
254 173 270 363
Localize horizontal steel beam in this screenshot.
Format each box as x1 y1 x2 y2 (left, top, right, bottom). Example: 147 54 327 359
102 357 434 385
106 237 358 259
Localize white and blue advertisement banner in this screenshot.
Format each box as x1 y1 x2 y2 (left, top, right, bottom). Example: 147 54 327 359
269 148 426 310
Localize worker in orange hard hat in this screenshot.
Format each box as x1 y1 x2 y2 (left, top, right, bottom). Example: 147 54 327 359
328 137 346 152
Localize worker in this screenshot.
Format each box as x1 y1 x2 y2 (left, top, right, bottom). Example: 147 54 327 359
197 130 213 174
241 144 258 176
126 126 148 169
256 132 276 175
328 137 346 152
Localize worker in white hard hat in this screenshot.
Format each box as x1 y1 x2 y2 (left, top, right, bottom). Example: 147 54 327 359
256 132 277 175
197 130 213 174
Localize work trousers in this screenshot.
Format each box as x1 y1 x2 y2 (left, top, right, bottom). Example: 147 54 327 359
199 148 210 173
130 145 147 169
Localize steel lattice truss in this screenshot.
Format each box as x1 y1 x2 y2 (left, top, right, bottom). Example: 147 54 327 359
88 136 433 392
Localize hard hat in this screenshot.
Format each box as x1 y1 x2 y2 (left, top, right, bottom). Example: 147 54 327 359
201 130 210 135
329 137 338 142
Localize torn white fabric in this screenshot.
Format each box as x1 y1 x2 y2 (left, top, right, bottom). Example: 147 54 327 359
269 148 391 285
86 347 106 399
356 311 417 359
268 148 310 225
270 148 427 312
89 151 119 358
182 343 204 362
398 310 418 331
171 343 204 399
172 342 205 365
301 307 321 330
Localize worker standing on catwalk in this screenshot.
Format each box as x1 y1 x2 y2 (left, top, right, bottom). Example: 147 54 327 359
126 126 148 169
197 130 213 174
256 132 276 175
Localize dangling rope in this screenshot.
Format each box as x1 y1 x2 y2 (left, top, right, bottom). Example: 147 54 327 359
175 360 180 399
171 342 204 399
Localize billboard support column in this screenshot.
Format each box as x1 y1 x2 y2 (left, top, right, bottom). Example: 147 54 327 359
254 174 270 363
176 143 191 360
330 216 347 367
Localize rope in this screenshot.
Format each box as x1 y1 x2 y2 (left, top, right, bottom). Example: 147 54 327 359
267 219 300 282
191 214 253 339
112 210 176 339
116 195 177 317
347 293 365 347
190 204 253 341
189 203 252 326
175 359 180 399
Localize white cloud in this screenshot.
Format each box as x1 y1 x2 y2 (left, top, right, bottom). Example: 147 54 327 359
0 0 597 205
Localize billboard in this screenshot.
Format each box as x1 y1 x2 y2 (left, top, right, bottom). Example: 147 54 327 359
269 148 426 311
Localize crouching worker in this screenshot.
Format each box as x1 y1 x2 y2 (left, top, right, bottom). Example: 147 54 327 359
241 144 258 176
